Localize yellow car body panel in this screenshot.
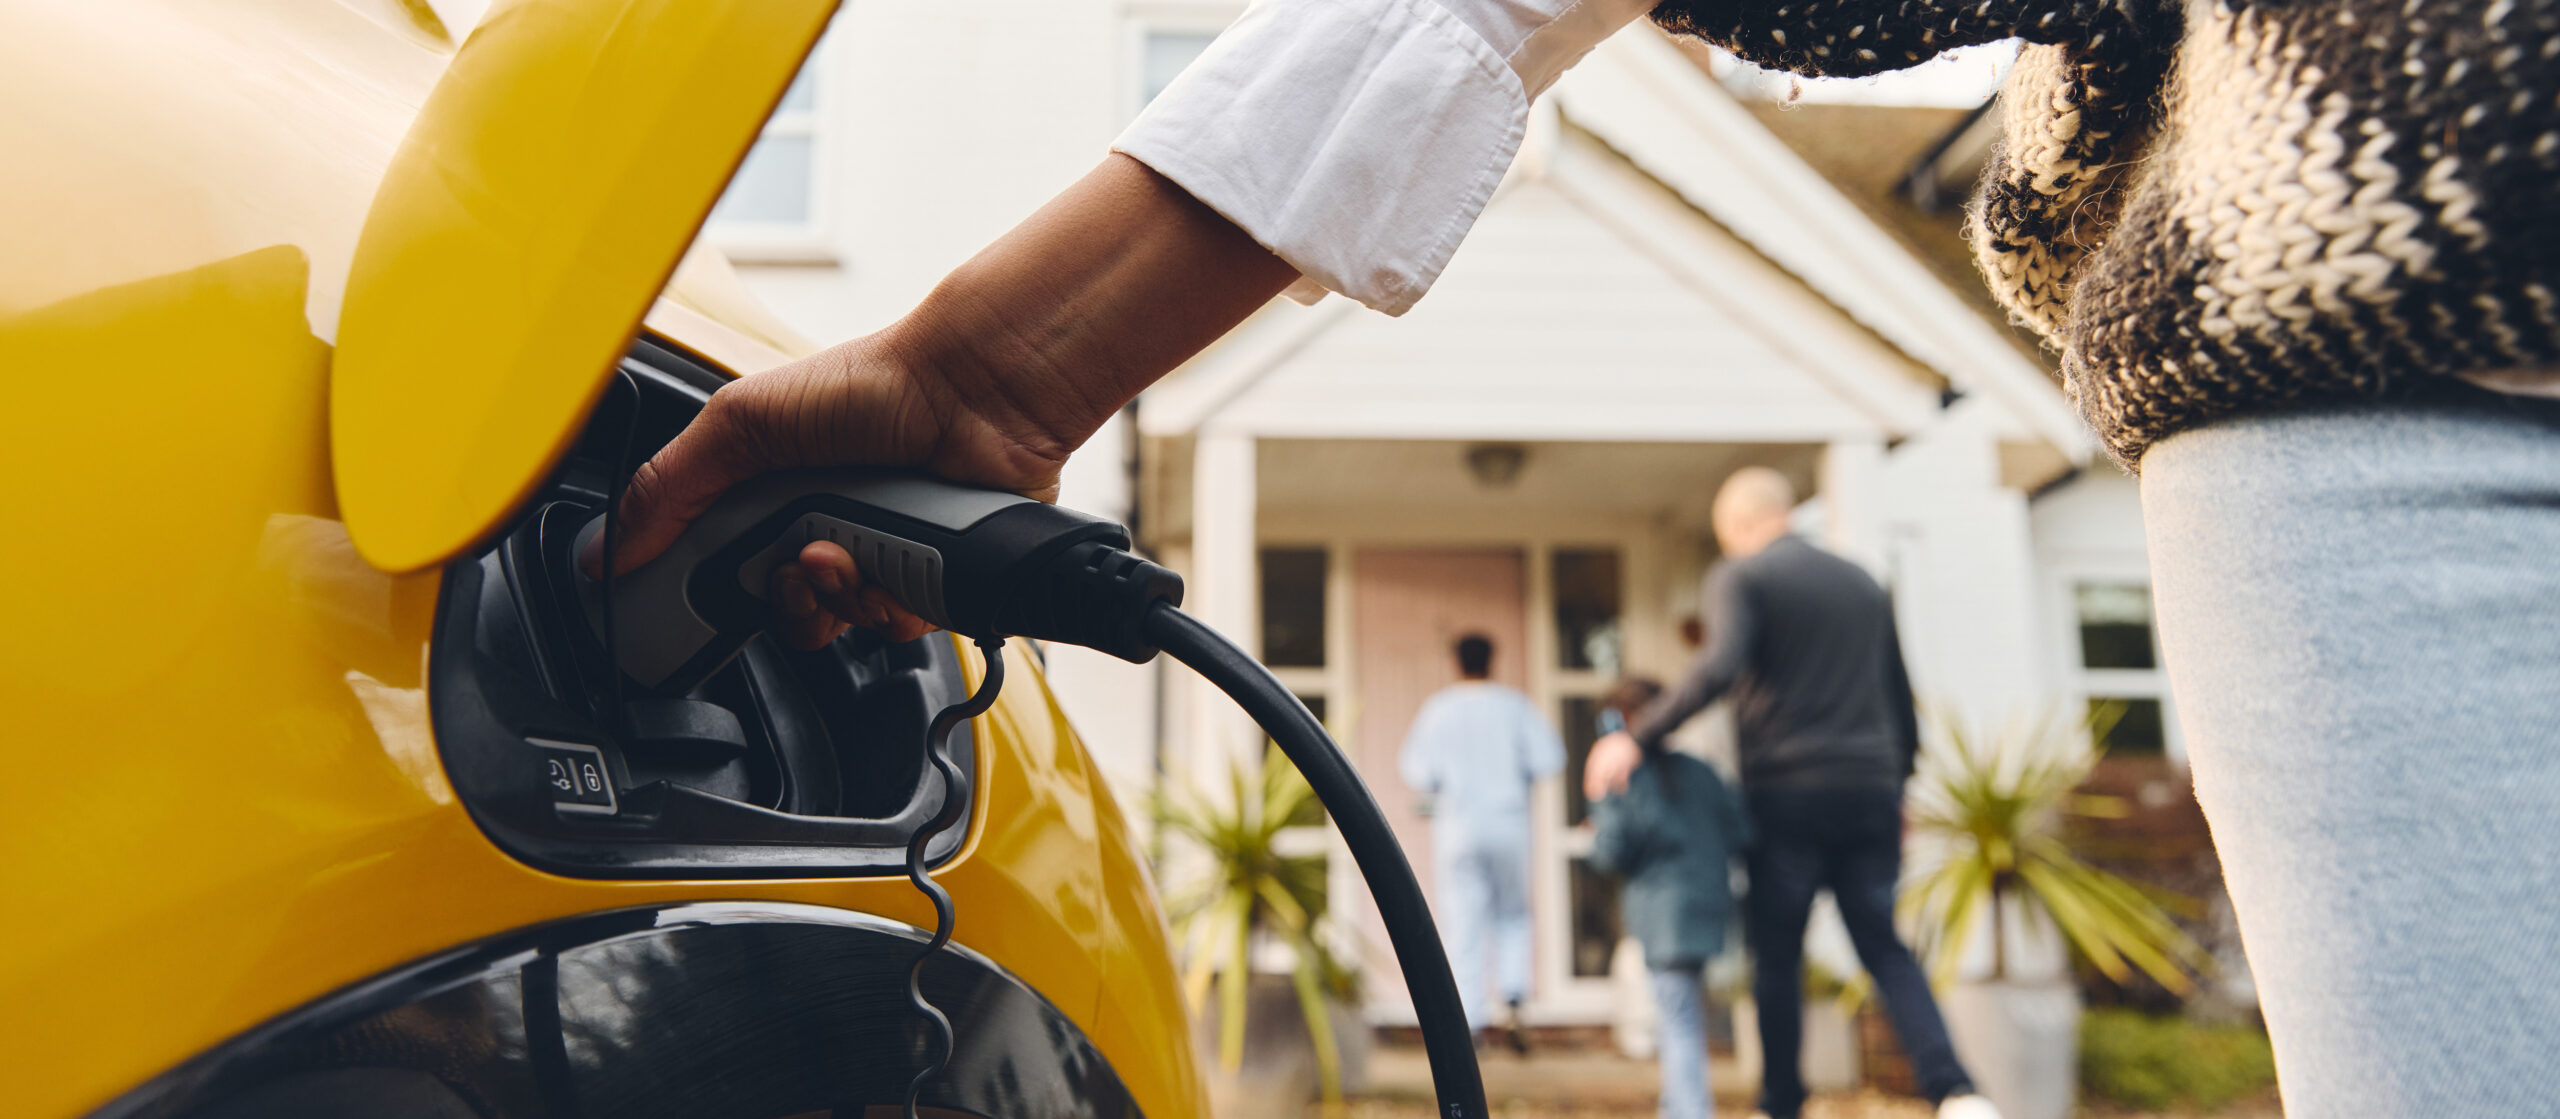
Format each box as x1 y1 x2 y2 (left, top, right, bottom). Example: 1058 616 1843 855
332 0 834 575
0 2 1200 1117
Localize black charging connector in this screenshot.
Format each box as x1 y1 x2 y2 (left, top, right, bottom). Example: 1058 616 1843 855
990 539 1184 664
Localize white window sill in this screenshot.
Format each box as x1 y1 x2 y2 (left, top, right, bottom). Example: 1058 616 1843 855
708 234 841 267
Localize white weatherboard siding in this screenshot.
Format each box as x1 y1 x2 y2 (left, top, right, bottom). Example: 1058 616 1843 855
1212 177 1901 443
2032 469 2148 561
729 0 1208 345
1554 27 2089 457
1872 401 2050 731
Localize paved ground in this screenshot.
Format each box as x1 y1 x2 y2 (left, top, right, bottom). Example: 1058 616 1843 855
1341 1045 1918 1116
1318 1091 1938 1119
1317 1044 2281 1119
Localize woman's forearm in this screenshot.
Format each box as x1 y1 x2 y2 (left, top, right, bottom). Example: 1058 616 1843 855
883 153 1302 465
607 155 1294 631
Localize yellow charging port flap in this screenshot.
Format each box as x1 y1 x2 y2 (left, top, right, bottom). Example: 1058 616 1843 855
331 0 836 574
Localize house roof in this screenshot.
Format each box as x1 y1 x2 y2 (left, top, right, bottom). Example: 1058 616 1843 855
1142 25 2088 464
1550 28 2086 457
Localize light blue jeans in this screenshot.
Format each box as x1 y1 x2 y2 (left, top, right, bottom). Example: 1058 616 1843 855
1436 837 1534 1030
1650 965 1713 1119
2142 385 2560 1117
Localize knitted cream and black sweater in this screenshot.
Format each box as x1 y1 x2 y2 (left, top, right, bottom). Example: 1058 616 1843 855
1652 0 2560 465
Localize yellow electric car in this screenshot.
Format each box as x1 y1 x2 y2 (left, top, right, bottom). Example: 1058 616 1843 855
0 1 1200 1116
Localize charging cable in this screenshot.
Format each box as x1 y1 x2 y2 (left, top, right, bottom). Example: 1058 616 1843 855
904 636 1007 1119
1141 603 1488 1119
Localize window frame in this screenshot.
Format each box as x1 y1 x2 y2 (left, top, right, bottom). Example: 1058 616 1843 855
1549 545 1627 679
1544 543 1626 981
704 25 837 263
1121 5 1245 123
1260 541 1338 866
2050 564 2182 763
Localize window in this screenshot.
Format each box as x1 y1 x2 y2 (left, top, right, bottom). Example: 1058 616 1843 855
2071 580 2172 757
1567 858 1622 978
2091 697 2168 756
1553 547 1627 989
1260 548 1330 825
1138 30 1220 109
1260 548 1328 668
708 34 828 255
1560 696 1603 828
2076 583 2158 669
1551 548 1623 675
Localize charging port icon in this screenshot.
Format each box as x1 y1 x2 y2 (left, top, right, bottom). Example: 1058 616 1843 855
529 738 617 816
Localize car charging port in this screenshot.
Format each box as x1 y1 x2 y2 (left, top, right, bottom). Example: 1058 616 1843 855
429 338 978 878
438 337 1486 1119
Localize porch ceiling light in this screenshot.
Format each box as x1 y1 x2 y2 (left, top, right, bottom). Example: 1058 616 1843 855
1465 443 1530 488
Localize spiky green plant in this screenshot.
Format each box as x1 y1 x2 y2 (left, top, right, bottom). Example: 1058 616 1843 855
1151 745 1356 1104
1900 708 2212 992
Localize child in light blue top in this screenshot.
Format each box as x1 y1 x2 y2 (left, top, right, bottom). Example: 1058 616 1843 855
1398 633 1564 1042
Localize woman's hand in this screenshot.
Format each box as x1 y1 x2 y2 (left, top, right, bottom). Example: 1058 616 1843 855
585 331 1073 648
585 153 1298 647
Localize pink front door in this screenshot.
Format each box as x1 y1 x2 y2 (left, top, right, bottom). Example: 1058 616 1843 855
1348 547 1530 1006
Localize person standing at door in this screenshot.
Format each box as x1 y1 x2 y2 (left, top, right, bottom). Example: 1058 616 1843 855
1399 632 1564 1053
1584 468 1992 1119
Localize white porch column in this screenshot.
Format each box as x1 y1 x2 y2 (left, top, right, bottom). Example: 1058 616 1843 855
1183 428 1260 778
1879 405 2046 733
1819 436 1888 577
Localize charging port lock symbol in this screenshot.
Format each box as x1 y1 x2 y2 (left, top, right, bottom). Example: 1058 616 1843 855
529 738 617 816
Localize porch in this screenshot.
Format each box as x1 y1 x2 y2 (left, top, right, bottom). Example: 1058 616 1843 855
1149 436 1849 1025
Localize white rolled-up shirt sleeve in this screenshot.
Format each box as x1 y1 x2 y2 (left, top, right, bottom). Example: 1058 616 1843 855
1113 0 1659 316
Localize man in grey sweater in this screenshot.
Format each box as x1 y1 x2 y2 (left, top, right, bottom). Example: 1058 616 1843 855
1585 467 1988 1119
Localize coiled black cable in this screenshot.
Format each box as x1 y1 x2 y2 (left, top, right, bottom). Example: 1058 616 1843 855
904 635 1006 1119
1140 602 1487 1119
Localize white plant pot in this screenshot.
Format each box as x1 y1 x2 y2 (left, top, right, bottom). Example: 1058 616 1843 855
1731 994 1862 1094
1941 980 2080 1119
1196 973 1370 1119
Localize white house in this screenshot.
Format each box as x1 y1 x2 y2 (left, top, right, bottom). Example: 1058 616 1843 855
695 2 2184 1028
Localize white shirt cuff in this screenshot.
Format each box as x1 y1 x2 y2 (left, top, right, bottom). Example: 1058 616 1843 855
1113 0 1530 316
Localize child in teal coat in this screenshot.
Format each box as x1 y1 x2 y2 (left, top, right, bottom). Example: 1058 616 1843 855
1588 679 1751 1119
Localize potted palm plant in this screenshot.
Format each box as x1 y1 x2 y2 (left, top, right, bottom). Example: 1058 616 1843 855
1900 708 2211 1119
1153 745 1364 1119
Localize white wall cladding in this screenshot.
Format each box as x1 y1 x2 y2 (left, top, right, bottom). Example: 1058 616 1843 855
724 0 1187 346
1216 181 1890 443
